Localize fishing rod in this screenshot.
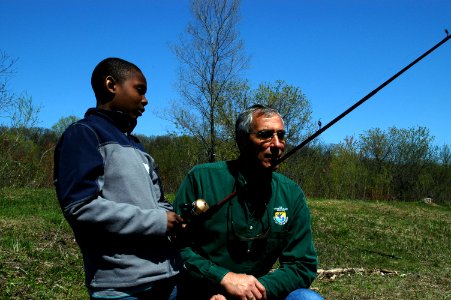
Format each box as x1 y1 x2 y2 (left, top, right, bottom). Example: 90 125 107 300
276 30 451 166
182 30 451 223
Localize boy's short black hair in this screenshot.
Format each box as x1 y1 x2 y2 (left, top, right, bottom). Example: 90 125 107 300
91 57 142 104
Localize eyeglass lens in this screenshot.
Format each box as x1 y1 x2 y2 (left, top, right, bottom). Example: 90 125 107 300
254 130 285 141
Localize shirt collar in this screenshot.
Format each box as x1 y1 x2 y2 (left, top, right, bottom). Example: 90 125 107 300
86 108 137 134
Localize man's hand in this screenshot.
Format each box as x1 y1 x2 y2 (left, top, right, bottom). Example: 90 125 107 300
220 272 267 300
166 211 184 234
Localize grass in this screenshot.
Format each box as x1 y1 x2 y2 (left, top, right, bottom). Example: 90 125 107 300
309 199 450 299
0 188 85 299
0 188 449 299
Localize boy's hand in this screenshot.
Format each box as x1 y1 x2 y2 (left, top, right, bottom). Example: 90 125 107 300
166 211 184 234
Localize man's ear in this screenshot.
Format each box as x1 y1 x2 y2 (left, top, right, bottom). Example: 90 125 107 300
105 76 116 94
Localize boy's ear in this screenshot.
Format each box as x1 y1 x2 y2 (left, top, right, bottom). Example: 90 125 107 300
105 76 117 94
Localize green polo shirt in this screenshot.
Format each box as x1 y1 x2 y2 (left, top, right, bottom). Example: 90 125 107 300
173 160 318 299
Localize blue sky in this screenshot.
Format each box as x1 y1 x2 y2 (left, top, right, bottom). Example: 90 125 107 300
1 0 450 146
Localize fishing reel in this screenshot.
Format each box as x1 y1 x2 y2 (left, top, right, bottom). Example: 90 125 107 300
181 191 237 224
181 199 210 223
180 191 237 227
171 199 210 248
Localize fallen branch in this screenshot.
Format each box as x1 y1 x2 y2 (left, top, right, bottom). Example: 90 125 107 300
317 268 400 280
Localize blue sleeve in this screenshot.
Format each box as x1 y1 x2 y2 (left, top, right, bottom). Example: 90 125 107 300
54 123 103 210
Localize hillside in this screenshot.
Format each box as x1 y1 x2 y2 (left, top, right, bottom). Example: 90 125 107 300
0 189 449 299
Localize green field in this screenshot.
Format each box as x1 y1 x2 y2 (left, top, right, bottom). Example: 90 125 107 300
0 188 449 299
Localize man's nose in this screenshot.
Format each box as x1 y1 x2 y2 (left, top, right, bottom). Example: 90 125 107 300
270 135 285 151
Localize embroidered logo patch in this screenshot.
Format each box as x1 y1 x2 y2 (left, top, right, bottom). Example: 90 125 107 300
273 206 288 225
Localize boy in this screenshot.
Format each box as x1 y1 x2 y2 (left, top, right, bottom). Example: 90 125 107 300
54 57 183 299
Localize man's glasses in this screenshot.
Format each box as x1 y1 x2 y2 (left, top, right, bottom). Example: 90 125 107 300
250 130 286 142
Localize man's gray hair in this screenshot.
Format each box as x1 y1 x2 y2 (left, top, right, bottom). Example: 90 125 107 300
235 104 283 148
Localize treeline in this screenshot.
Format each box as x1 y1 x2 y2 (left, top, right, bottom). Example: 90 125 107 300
280 127 450 203
0 126 55 188
0 125 449 203
145 126 450 203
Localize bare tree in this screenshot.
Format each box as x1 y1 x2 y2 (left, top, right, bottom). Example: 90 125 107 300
10 94 41 129
0 50 17 119
0 50 40 128
171 0 249 162
0 50 43 188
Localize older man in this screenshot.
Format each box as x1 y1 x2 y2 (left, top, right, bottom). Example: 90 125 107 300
173 104 322 300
